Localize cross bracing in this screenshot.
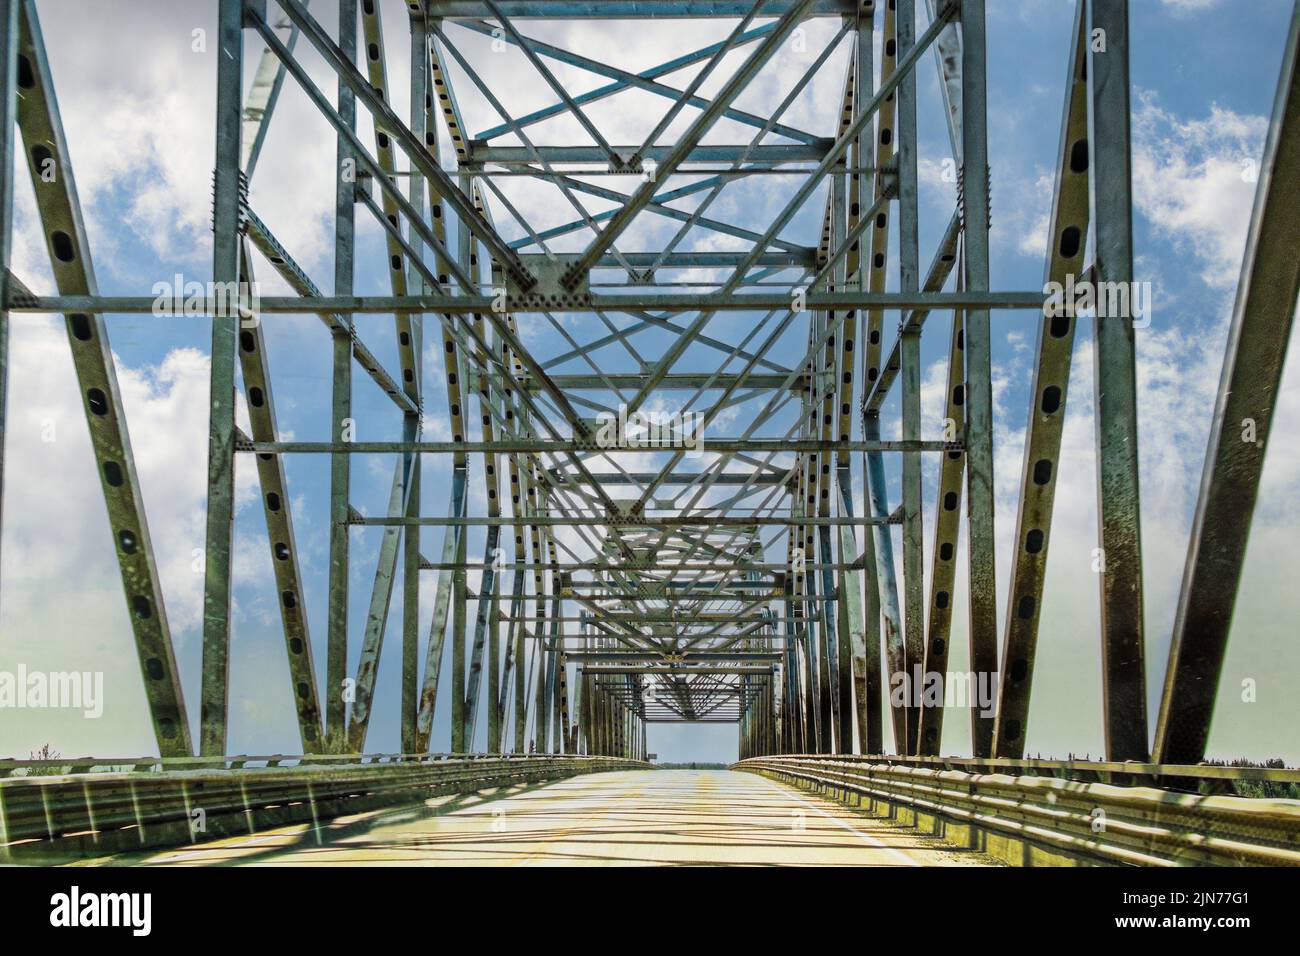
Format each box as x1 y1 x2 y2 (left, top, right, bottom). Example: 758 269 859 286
0 0 1297 777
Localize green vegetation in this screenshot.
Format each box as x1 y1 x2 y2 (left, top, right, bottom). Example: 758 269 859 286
25 744 65 777
1202 758 1300 799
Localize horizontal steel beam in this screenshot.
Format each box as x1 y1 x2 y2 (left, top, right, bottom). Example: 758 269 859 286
350 515 891 527
537 373 812 390
409 1 858 20
239 439 956 454
566 651 782 661
5 290 1050 314
586 666 773 674
419 561 862 571
469 143 831 165
587 251 816 268
548 471 786 484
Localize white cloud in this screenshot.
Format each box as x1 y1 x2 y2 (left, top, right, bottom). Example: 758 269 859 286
0 314 261 755
1132 91 1266 289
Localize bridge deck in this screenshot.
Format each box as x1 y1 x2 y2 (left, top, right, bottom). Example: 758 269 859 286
79 770 994 867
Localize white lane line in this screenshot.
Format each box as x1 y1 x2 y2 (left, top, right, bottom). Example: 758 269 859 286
756 775 920 867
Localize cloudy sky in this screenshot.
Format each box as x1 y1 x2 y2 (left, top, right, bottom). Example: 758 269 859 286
1 0 1297 765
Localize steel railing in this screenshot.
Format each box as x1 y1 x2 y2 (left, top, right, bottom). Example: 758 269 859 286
736 756 1300 866
0 754 648 862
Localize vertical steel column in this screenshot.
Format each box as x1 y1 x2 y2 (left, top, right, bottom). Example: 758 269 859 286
1154 3 1300 765
916 14 967 769
854 1 883 755
782 591 803 752
0 0 14 620
896 0 923 756
864 415 905 750
326 0 357 755
817 485 836 750
463 404 502 747
821 133 849 752
447 171 474 753
556 623 572 753
836 471 867 753
597 675 608 755
993 5 1090 758
796 437 820 749
511 573 527 752
414 466 466 751
346 455 415 751
960 0 997 758
1086 0 1148 762
578 624 591 753
450 510 468 751
199 0 245 756
860 0 906 753
236 240 324 752
401 13 429 756
513 572 528 752
745 678 752 758
487 589 503 751
918 302 965 754
540 625 557 752
572 636 585 755
832 43 860 753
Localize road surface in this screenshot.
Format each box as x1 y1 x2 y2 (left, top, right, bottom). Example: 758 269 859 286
85 769 994 866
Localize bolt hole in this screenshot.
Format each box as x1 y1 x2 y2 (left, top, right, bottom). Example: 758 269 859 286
1041 385 1062 415
1058 225 1081 259
51 230 76 262
1069 139 1089 174
17 54 35 89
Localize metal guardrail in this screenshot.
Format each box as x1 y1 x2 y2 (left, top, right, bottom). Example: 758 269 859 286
736 752 1300 789
0 751 586 777
736 756 1300 866
0 754 648 862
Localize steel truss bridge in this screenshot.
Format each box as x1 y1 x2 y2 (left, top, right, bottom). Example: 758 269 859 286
1 0 1299 866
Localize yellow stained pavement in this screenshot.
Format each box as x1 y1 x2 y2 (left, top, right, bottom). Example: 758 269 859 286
89 770 994 867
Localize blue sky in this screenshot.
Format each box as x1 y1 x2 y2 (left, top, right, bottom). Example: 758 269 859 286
2 0 1298 765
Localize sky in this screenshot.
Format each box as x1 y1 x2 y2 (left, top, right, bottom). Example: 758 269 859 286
1 0 1298 766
